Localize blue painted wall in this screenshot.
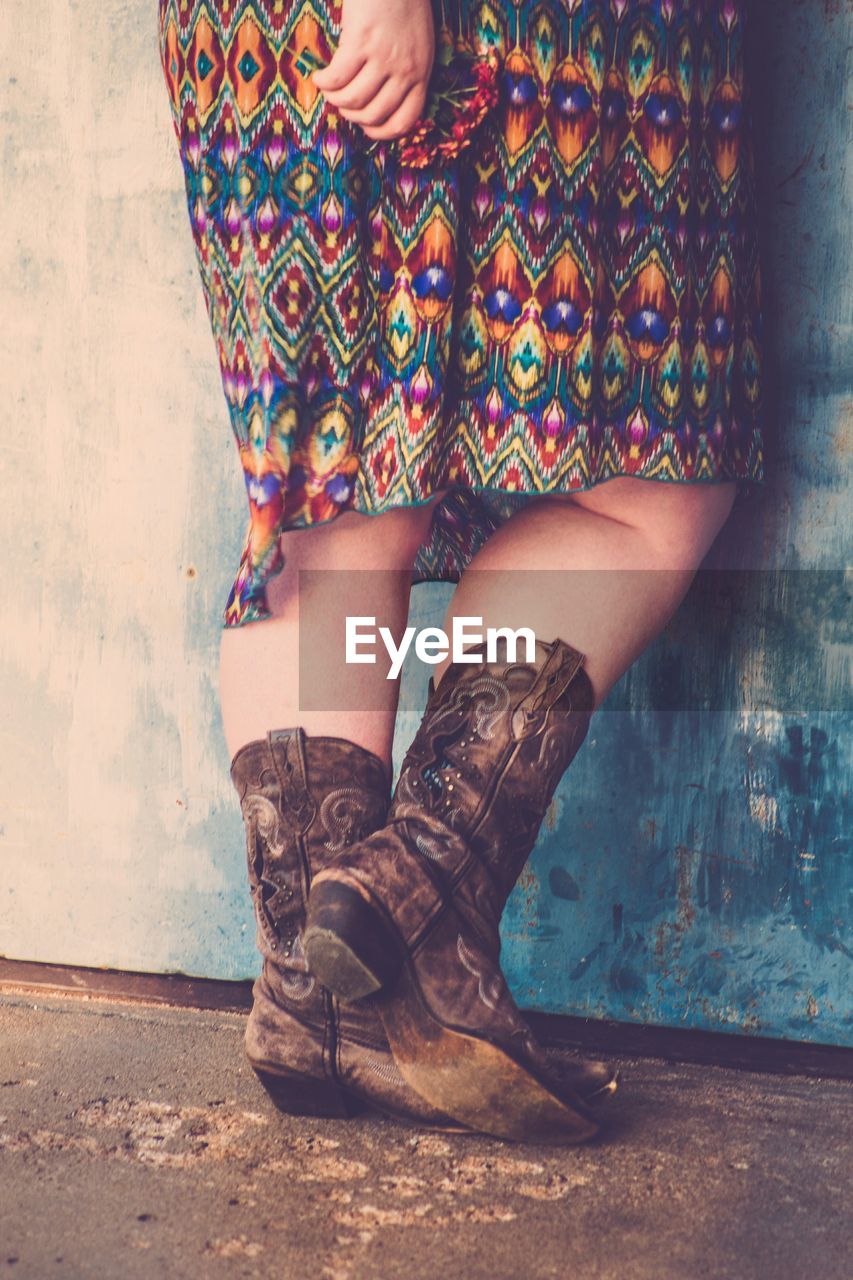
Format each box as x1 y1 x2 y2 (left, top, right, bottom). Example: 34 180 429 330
0 0 848 1047
489 0 853 1044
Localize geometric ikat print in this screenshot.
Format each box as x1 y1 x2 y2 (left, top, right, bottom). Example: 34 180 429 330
158 0 765 628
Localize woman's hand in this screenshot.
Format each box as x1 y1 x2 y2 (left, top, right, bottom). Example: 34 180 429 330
311 0 436 141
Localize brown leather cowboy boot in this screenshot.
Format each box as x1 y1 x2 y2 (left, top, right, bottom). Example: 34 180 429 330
232 723 614 1126
303 636 607 1142
231 728 465 1126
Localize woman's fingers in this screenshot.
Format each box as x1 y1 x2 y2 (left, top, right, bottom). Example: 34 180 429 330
321 63 391 111
337 75 413 127
311 0 435 138
357 83 427 140
310 44 366 91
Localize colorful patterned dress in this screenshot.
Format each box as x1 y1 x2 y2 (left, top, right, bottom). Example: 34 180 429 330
157 0 765 628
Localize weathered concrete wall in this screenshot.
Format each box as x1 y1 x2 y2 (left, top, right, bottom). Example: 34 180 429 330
0 0 255 975
0 1 850 1044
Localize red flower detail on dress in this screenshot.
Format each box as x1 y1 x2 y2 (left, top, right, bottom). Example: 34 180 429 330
392 49 500 169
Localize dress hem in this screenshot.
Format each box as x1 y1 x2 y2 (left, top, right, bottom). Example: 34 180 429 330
222 463 767 630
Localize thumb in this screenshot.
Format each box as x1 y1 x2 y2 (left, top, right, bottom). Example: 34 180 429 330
311 43 364 91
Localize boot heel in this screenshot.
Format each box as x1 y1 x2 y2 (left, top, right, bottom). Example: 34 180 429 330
303 879 401 1002
252 1065 361 1119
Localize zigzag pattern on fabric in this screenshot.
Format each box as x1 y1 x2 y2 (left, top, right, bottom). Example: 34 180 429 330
158 0 765 627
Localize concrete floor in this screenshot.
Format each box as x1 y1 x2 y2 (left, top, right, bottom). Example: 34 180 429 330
0 993 850 1280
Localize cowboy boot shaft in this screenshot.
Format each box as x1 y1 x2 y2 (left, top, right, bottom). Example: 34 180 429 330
231 731 389 970
390 637 595 903
231 731 387 1068
307 636 597 966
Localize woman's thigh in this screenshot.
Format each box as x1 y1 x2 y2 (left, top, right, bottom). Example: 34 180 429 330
275 489 449 575
551 478 737 559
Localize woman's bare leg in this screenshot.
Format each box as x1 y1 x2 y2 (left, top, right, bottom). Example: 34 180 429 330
435 479 738 706
220 498 445 769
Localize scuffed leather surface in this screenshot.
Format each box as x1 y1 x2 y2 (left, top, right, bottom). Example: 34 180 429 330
315 638 594 950
231 731 389 1052
231 729 459 1124
334 994 466 1125
391 635 595 905
244 969 331 1079
309 639 598 1111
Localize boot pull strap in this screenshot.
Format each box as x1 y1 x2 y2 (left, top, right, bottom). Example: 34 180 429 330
268 728 317 834
510 639 588 739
